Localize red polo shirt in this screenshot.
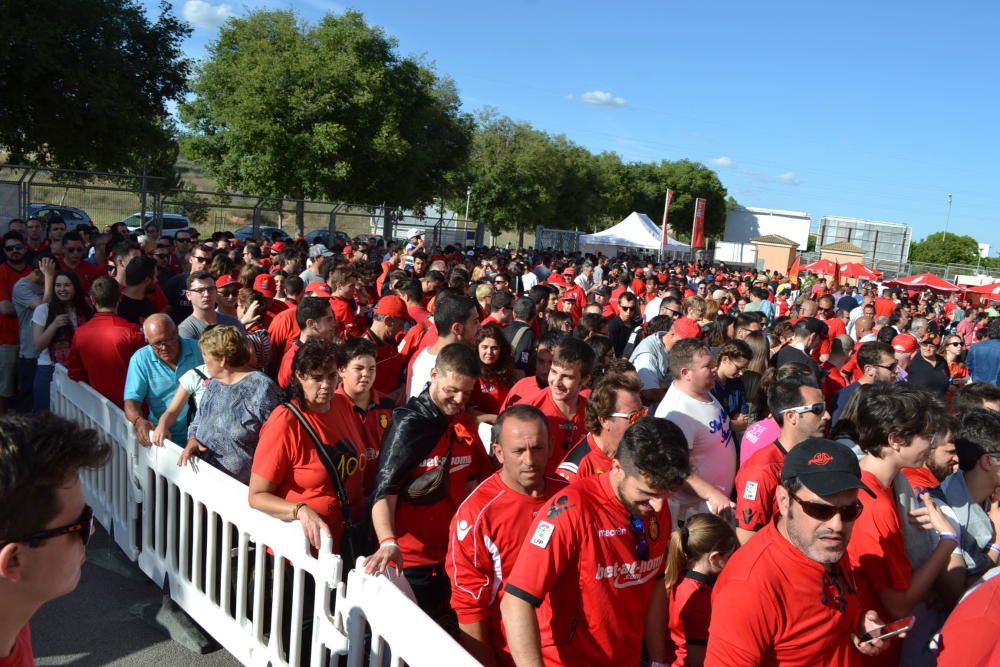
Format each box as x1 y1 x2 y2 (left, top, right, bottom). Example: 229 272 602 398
501 375 546 409
667 572 715 666
61 259 105 293
734 440 785 533
363 328 404 396
504 473 671 667
278 339 303 388
901 466 940 492
515 387 587 474
707 521 863 666
65 312 145 408
330 296 363 339
332 385 394 493
556 433 614 484
936 572 1000 667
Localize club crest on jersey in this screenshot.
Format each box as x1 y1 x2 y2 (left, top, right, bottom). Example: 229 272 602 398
531 521 555 548
646 515 660 541
379 413 389 429
743 481 758 501
547 495 574 519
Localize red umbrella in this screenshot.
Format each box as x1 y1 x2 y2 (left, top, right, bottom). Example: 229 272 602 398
888 273 961 293
838 262 882 280
801 259 838 275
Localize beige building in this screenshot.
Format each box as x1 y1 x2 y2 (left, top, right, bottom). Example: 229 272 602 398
819 241 866 265
750 234 798 275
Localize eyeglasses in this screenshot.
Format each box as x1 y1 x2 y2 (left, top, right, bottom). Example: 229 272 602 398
784 402 826 416
873 362 899 373
630 516 650 560
191 255 211 263
610 407 648 425
219 288 239 297
494 279 507 285
175 237 192 243
186 286 216 294
148 337 178 349
0 505 94 549
663 308 682 318
789 492 863 522
4 244 24 251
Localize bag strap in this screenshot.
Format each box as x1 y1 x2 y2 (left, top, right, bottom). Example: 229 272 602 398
282 401 353 525
510 324 530 352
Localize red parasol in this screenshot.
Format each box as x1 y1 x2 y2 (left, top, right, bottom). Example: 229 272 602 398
838 262 882 281
801 259 838 275
887 273 961 293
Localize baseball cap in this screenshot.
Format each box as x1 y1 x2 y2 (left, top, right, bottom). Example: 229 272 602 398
892 333 918 354
270 241 286 253
373 295 412 321
781 438 874 498
407 228 423 239
304 281 332 297
309 244 334 259
548 273 566 286
252 273 277 298
563 266 577 277
673 317 702 339
342 245 353 256
215 275 239 290
561 293 578 303
593 286 611 297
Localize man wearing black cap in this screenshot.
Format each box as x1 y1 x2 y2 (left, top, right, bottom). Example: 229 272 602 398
773 317 828 382
707 439 892 665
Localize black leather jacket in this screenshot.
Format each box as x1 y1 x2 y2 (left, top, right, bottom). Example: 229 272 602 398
371 388 449 503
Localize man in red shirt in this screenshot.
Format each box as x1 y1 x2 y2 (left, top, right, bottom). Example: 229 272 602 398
936 570 1000 666
59 231 103 294
708 438 893 666
557 372 643 483
481 291 514 328
873 289 896 319
364 295 411 400
735 374 828 544
328 266 364 339
446 405 567 667
365 344 492 633
0 232 32 414
514 336 594 473
277 297 339 387
501 332 559 407
501 417 690 667
65 277 145 409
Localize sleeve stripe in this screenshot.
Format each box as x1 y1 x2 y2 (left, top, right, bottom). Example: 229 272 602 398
687 639 708 646
504 583 543 608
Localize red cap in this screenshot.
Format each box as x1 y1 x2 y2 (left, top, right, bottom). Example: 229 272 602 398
271 241 286 253
673 317 702 339
563 266 576 277
374 295 412 321
304 281 332 297
548 273 566 285
892 333 918 354
561 292 578 302
253 273 277 298
215 275 239 289
342 245 353 256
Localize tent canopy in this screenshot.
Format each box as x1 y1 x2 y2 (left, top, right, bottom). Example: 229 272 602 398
888 273 961 293
801 259 838 275
580 212 692 254
838 262 882 280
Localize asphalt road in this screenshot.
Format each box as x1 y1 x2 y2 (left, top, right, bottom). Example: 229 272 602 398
31 525 240 667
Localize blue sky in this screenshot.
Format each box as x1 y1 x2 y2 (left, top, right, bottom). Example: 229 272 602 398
158 0 1000 251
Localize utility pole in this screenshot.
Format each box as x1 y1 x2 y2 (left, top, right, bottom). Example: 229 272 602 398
465 186 472 221
943 193 953 242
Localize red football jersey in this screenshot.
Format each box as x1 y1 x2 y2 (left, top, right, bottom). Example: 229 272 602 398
445 472 567 665
501 375 546 409
330 295 363 339
734 441 785 533
332 385 394 494
515 388 587 474
555 433 615 484
504 474 671 667
667 572 714 666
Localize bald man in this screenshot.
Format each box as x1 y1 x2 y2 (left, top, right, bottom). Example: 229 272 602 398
123 314 204 446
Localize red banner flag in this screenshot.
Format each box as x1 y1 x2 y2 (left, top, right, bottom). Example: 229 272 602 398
691 198 706 248
660 189 674 251
788 256 801 287
833 261 841 287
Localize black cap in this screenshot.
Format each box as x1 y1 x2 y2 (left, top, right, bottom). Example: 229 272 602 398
800 317 829 337
781 438 874 498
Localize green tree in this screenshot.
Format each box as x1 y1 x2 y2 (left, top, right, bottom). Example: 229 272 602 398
180 9 472 235
908 232 980 265
0 0 191 173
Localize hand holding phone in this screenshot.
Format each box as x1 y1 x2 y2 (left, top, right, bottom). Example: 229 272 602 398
859 616 915 645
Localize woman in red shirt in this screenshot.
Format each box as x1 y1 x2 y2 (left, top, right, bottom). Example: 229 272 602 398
468 324 516 427
663 513 739 667
940 334 970 386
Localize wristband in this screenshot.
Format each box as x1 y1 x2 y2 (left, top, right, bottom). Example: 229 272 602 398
291 502 307 520
379 537 399 548
990 544 1000 555
938 532 959 543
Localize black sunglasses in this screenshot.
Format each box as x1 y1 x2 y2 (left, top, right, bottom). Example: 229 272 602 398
1 505 94 548
789 493 863 522
873 363 899 373
630 516 650 560
4 244 24 251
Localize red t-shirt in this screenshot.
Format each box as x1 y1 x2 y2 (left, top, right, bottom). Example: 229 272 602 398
516 388 587 474
332 385 394 493
734 441 785 533
445 472 567 665
266 303 300 369
148 283 168 313
555 433 614 484
469 375 511 416
873 297 896 319
0 624 32 667
263 298 288 327
61 259 105 294
707 521 863 666
936 571 1000 667
821 362 849 403
846 471 910 667
364 328 405 396
501 375 546 409
901 466 939 492
408 304 431 325
252 402 368 550
0 264 32 345
330 296 363 339
65 312 145 408
278 339 302 388
667 572 714 666
393 414 493 568
505 473 671 667
816 316 847 359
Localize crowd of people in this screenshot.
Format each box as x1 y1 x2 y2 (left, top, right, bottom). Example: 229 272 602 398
2 213 1000 666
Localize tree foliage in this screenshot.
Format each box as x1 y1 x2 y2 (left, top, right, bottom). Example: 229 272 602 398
908 231 980 265
0 0 191 173
180 9 473 233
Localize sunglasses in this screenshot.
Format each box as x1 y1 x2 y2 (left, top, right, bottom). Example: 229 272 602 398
175 237 192 243
611 407 649 425
4 244 24 251
784 402 826 416
191 255 211 263
873 363 899 373
789 492 863 522
948 341 964 347
0 505 94 549
65 246 85 254
619 304 636 311
219 288 239 297
630 516 650 560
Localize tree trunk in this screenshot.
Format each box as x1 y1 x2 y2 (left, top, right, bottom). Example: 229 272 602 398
295 197 305 238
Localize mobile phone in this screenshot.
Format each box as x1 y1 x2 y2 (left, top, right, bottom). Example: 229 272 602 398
859 616 915 644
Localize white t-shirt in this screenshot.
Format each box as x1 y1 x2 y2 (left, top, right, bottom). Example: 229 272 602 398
179 364 211 410
655 383 736 506
644 296 663 322
31 303 78 366
407 348 438 398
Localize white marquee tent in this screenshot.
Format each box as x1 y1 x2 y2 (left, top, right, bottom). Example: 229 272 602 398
579 211 692 255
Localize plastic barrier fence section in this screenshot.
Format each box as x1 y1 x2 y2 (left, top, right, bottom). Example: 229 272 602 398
50 366 141 560
136 440 349 666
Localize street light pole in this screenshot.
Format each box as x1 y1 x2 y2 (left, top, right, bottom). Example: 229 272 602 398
943 193 952 242
465 186 472 221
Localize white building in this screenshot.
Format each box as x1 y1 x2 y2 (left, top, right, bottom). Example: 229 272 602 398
723 206 811 250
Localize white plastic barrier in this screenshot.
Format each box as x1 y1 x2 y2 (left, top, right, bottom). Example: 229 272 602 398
50 365 142 560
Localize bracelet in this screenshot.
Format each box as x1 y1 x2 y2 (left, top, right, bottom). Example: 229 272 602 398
989 544 1000 555
379 536 398 547
291 502 307 520
938 532 959 543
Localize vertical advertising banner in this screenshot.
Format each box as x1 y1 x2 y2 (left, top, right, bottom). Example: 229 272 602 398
691 197 706 248
660 189 674 251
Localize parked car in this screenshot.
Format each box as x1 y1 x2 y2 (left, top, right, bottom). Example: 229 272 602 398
121 212 192 238
26 204 93 229
304 229 352 247
353 233 384 247
233 225 293 243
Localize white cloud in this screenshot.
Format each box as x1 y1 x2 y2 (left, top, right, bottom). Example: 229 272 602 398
710 156 735 168
182 0 234 29
775 171 799 185
572 90 627 108
746 170 800 186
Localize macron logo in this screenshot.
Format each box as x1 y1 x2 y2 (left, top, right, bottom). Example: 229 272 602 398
808 452 833 466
